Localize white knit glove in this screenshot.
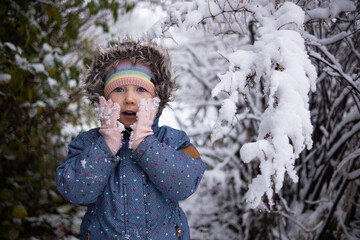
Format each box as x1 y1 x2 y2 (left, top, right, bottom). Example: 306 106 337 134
129 97 160 150
95 96 125 154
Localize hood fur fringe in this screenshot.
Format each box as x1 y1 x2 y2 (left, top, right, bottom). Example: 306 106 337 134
82 38 176 114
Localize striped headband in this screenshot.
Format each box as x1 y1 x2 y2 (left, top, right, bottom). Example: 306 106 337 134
103 60 157 98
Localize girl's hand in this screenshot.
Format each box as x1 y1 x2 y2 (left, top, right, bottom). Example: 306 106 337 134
129 97 160 150
95 96 125 154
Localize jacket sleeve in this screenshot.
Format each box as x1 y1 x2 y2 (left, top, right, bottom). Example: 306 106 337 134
56 129 119 204
132 129 206 201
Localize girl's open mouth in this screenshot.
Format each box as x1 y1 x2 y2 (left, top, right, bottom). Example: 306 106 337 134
122 111 137 119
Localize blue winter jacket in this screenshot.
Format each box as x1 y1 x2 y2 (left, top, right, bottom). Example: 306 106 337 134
56 117 206 240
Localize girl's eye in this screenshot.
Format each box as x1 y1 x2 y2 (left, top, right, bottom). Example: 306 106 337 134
137 87 147 92
114 88 124 92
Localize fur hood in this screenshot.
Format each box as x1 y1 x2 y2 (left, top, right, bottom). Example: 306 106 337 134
82 39 176 114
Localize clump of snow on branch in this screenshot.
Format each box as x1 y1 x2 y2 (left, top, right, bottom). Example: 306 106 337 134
216 2 316 209
211 95 238 142
305 0 355 22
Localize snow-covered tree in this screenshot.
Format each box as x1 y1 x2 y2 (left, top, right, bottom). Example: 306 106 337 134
149 0 359 239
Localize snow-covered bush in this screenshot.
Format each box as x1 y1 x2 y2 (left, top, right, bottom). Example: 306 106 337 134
0 1 123 238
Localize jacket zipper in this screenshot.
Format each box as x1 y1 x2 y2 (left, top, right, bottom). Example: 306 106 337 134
176 225 182 240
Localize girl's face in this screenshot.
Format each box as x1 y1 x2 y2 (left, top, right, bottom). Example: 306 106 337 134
107 84 154 128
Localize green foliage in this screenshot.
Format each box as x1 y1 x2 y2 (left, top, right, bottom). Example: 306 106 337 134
0 0 124 239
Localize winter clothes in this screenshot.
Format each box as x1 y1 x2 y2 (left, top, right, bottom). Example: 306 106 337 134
56 116 206 239
58 38 205 239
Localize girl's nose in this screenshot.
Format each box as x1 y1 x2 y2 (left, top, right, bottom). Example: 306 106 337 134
124 91 136 105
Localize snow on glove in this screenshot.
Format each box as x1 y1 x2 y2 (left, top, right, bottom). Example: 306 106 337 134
95 96 125 154
129 97 160 150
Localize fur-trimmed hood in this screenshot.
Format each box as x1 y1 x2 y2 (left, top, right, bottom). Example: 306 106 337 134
82 39 176 114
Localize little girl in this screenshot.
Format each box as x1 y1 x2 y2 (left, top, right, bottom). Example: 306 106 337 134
56 39 206 240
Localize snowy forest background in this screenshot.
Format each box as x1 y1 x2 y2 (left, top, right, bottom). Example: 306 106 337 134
0 0 359 239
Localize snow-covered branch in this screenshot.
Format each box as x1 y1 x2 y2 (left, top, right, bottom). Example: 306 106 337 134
308 49 360 94
211 2 316 209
